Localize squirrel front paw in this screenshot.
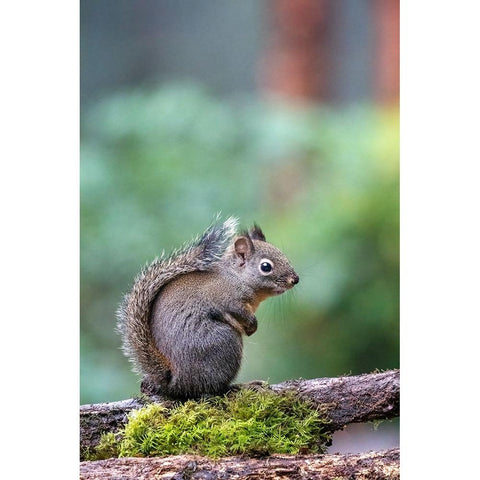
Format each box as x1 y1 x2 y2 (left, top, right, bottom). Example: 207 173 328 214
223 312 257 336
243 316 258 336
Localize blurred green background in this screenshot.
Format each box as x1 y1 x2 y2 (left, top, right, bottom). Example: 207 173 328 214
80 0 399 406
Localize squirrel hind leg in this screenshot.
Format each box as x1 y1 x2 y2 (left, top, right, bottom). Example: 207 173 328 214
140 370 172 396
140 378 160 396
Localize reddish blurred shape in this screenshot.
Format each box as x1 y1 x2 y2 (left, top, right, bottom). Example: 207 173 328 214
261 0 399 105
374 0 400 104
261 0 327 102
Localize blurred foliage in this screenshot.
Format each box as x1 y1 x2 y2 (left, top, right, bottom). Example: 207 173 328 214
81 83 399 404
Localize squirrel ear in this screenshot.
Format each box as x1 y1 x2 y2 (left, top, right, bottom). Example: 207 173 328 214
249 224 266 242
234 236 255 264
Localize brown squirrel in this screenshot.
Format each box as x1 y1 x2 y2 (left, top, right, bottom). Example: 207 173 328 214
117 217 299 399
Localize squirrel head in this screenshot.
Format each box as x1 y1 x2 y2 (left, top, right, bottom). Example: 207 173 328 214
227 224 299 297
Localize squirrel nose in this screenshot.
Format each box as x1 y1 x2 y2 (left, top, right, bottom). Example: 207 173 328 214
289 274 299 285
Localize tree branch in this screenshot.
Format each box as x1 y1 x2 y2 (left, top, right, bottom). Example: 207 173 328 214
80 370 399 454
80 448 399 480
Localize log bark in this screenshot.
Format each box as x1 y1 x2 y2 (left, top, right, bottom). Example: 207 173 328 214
80 448 399 480
80 370 399 454
271 369 399 431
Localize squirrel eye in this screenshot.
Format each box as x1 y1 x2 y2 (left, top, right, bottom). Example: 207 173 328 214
259 259 273 275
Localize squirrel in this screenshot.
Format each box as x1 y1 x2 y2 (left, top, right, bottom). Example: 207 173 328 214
117 217 299 399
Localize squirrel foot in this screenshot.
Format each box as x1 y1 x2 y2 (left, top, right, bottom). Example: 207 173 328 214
244 380 269 391
228 380 269 394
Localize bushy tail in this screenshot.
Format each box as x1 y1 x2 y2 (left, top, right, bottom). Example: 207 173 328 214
116 217 239 383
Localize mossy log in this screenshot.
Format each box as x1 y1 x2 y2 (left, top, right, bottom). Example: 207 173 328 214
80 448 399 480
80 370 399 455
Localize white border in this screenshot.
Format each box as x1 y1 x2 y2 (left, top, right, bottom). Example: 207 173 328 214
401 0 480 475
1 2 79 476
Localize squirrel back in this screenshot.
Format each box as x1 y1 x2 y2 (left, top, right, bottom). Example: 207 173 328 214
117 217 299 399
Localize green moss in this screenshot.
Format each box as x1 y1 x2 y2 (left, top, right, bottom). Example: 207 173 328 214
84 432 120 461
90 389 331 459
